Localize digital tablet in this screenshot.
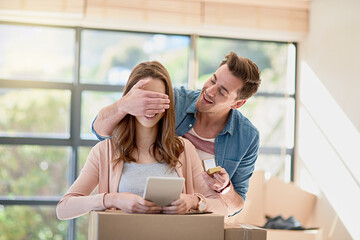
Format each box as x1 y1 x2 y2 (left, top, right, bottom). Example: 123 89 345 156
143 176 185 207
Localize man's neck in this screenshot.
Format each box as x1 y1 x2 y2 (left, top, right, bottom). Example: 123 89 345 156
194 111 230 139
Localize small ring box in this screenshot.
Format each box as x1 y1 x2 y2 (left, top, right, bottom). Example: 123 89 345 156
202 159 221 175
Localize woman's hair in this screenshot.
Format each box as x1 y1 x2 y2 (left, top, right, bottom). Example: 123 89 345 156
111 61 184 171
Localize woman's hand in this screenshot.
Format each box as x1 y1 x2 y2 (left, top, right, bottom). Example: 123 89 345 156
162 194 198 214
104 192 162 214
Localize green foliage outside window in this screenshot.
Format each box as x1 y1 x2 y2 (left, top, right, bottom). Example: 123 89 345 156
0 24 295 239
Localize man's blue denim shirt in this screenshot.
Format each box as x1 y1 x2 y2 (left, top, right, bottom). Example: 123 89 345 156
92 86 260 210
173 87 259 204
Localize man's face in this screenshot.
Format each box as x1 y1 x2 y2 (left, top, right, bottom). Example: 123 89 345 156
195 64 245 115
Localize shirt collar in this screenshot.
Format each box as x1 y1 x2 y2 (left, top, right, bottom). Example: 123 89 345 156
187 99 235 136
219 109 235 136
186 98 198 116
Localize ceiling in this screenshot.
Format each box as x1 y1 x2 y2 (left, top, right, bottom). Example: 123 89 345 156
0 0 311 40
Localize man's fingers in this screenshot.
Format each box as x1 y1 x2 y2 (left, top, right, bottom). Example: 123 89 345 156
213 173 227 185
202 172 223 190
202 172 216 184
133 79 150 89
144 91 169 99
145 102 170 110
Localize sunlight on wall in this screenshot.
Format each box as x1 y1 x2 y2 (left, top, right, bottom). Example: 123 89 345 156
300 61 360 184
298 61 360 240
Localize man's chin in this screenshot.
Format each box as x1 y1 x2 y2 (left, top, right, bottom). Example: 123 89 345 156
195 101 210 113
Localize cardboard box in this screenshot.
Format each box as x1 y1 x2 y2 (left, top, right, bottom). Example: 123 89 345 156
266 229 321 240
224 223 266 240
88 210 224 240
226 171 321 240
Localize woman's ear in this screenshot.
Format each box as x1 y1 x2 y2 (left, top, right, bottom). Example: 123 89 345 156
231 99 246 109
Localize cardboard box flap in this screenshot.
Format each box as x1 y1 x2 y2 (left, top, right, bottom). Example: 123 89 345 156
265 177 317 226
226 171 266 227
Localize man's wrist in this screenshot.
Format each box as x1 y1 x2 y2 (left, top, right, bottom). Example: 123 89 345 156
215 181 231 195
116 97 129 117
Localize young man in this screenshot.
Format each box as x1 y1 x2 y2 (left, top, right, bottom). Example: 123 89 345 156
92 51 261 216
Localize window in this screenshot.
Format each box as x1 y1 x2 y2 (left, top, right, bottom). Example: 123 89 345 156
0 23 296 239
197 37 296 181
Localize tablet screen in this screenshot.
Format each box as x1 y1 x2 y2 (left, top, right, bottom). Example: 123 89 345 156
143 176 185 207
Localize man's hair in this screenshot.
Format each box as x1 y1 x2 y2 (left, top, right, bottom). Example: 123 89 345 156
111 61 184 172
219 51 261 99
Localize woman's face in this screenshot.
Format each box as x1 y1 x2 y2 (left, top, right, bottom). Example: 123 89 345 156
135 77 166 129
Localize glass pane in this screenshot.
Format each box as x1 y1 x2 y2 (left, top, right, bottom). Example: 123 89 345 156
0 145 70 197
255 154 291 182
0 89 71 138
240 96 295 148
197 37 294 94
80 30 190 87
0 205 67 240
78 147 92 176
76 213 89 240
81 91 123 140
0 24 75 82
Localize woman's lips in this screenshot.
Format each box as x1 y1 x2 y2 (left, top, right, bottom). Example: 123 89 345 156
145 113 157 119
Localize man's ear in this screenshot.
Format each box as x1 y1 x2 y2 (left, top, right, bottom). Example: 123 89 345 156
231 99 246 109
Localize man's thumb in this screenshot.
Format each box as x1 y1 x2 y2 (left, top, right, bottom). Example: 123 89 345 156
133 79 150 89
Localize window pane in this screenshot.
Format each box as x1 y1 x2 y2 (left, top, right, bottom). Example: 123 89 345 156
76 213 89 240
0 145 70 196
80 30 190 87
240 96 295 148
81 91 123 139
0 205 67 240
78 147 92 176
0 89 71 138
0 24 75 82
255 154 291 182
197 37 294 94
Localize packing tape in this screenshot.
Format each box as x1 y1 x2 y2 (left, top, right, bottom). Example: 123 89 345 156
225 222 265 240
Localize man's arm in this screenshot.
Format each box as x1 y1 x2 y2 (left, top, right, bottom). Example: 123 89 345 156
92 79 170 138
202 132 259 215
227 132 259 215
201 169 244 216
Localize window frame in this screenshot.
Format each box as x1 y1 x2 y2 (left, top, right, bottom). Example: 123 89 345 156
0 22 297 240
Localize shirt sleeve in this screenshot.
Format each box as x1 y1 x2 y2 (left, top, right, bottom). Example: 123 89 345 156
91 115 111 141
56 144 107 220
231 131 259 202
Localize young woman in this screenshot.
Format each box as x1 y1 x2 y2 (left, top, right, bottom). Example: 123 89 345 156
56 61 227 220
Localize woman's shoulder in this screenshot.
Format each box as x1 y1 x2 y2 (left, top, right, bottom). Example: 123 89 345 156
178 136 192 147
178 136 197 155
92 138 113 151
88 139 114 162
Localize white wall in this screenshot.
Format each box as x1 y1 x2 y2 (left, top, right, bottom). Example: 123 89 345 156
296 0 360 239
301 0 360 130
